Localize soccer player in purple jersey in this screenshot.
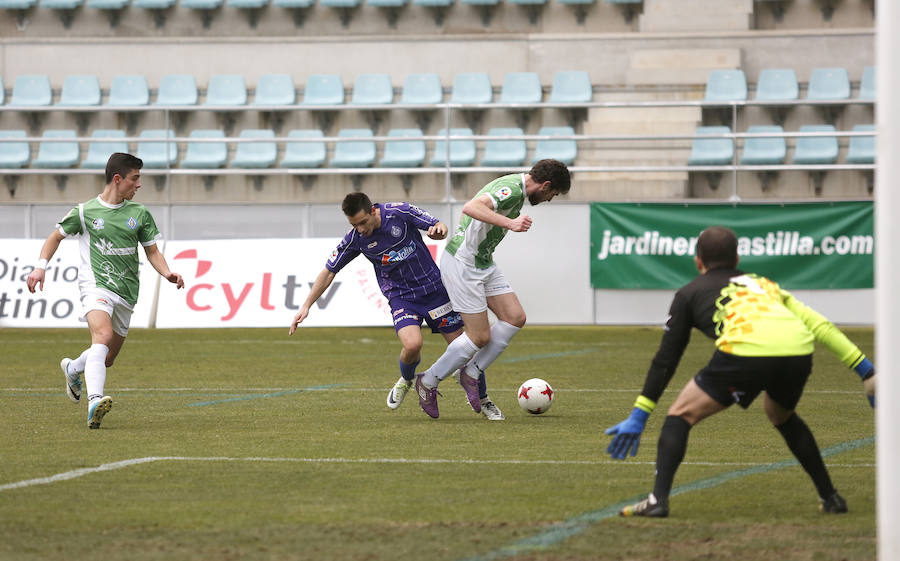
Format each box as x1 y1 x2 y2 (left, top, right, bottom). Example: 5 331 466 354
289 192 504 419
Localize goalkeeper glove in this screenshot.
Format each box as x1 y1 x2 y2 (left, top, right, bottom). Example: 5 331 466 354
605 396 655 460
854 358 875 408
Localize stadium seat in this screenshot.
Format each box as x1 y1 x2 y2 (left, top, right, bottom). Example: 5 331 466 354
136 129 178 168
85 0 129 27
108 75 150 106
32 130 79 168
754 68 799 102
58 75 101 106
431 128 476 167
534 126 576 165
859 66 875 100
302 74 344 105
156 74 199 106
846 124 875 164
507 0 545 24
231 129 277 168
807 67 850 100
603 0 640 23
82 130 128 169
792 124 838 164
252 74 296 106
0 130 30 168
381 128 425 168
181 0 223 27
225 0 269 27
500 72 542 103
704 69 747 102
331 129 376 168
367 0 407 27
182 130 227 168
10 75 52 106
401 73 442 104
351 74 393 105
460 0 499 26
413 0 453 25
549 71 592 103
320 0 360 26
39 0 83 27
481 127 527 166
451 72 492 104
740 125 786 165
687 126 733 165
555 0 593 25
133 0 177 27
0 0 37 8
205 74 247 106
272 0 313 27
280 129 326 168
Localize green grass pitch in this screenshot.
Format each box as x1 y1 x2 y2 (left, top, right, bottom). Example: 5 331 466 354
0 326 875 561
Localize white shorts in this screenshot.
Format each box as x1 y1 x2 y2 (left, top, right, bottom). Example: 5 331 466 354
80 286 134 337
440 252 514 314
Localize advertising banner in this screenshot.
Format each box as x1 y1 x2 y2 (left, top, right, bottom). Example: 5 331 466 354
155 238 446 328
0 238 160 328
590 202 874 289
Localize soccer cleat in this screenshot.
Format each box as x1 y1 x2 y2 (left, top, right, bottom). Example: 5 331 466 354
387 377 413 410
458 372 482 413
61 358 81 403
87 396 113 429
480 397 505 421
819 492 848 514
415 374 441 419
620 494 669 518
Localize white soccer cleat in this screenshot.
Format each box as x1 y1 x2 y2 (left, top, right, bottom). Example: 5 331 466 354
61 358 81 403
386 377 413 410
480 397 505 421
87 396 113 429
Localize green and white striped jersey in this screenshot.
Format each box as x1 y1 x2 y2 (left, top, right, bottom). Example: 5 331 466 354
57 195 161 306
446 173 525 269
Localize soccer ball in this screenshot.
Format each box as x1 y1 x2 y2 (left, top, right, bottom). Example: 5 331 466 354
517 378 554 415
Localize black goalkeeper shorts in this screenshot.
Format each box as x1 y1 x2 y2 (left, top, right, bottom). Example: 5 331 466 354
694 350 813 410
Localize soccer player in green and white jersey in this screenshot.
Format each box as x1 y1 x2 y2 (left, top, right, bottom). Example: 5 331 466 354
414 159 571 418
26 153 184 429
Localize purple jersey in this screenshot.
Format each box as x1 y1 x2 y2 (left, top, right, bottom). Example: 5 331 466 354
326 202 445 302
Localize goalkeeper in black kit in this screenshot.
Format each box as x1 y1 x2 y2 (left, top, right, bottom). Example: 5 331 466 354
605 226 876 517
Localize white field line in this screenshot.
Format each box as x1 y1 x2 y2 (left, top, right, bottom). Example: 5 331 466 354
0 456 874 493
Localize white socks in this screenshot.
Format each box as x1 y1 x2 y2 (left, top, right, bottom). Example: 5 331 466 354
84 343 109 404
421 333 480 388
67 348 91 377
464 321 520 378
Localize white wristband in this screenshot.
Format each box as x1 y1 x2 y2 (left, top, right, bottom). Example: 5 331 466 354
37 258 49 270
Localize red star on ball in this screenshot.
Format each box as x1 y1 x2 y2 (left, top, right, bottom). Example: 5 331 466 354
519 386 532 399
540 386 553 400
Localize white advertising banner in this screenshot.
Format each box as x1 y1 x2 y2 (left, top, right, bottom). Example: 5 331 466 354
0 238 160 328
155 238 446 328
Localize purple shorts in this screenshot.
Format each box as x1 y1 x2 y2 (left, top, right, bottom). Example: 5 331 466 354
390 293 463 334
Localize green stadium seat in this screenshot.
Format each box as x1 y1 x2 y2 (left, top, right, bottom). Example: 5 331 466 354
182 129 227 168
792 124 838 164
755 68 798 102
156 74 198 106
859 66 875 100
381 128 425 167
481 127 526 166
534 126 576 165
252 74 296 106
11 75 52 106
82 130 128 169
331 129 376 168
205 74 247 106
109 75 150 106
280 129 326 168
704 69 747 102
58 75 101 106
351 74 393 105
807 67 850 100
231 129 277 168
846 124 875 164
451 72 492 104
136 129 178 168
32 130 79 168
302 74 344 105
500 72 542 103
687 126 733 165
549 71 592 103
431 128 476 166
740 125 786 165
0 130 30 168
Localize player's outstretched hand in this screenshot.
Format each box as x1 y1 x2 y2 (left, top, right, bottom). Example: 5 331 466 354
427 222 448 240
864 373 875 408
289 308 310 335
854 359 875 408
166 272 185 289
508 214 532 232
26 268 45 293
604 407 650 460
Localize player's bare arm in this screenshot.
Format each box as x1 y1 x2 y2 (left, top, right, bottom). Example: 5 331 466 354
144 243 185 289
289 268 336 335
427 221 448 240
463 195 532 232
26 229 66 293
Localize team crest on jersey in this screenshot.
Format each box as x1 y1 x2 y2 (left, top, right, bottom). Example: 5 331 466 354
91 218 105 230
496 187 513 201
127 217 138 230
391 225 402 238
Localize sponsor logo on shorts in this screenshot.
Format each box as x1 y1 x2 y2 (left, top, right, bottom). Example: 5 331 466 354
96 298 109 305
393 313 419 325
392 308 405 316
127 217 138 230
438 314 463 329
381 242 416 265
91 218 105 230
427 302 453 320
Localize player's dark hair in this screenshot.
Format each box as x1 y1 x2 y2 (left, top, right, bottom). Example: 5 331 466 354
105 152 143 184
342 192 374 217
696 226 739 270
529 159 571 194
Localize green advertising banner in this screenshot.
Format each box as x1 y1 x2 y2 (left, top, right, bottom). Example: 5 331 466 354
590 202 874 289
